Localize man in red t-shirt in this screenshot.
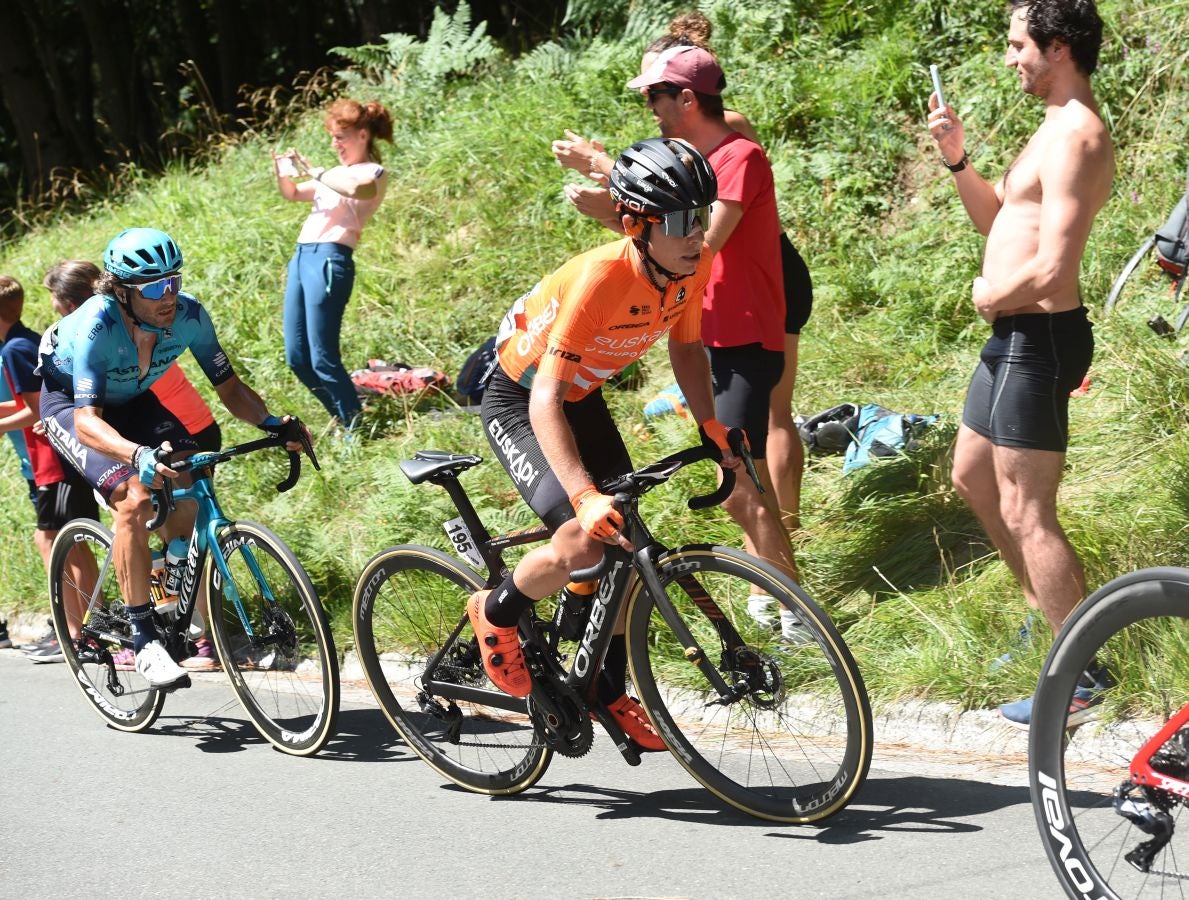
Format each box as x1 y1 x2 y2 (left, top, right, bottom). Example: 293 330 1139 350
553 48 800 636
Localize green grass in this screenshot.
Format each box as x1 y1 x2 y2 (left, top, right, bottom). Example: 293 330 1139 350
2 1 1189 714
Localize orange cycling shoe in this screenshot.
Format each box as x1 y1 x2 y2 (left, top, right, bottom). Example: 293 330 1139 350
601 694 667 752
467 590 532 698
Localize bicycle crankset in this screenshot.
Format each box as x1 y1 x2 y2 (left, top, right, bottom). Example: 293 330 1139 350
522 642 593 757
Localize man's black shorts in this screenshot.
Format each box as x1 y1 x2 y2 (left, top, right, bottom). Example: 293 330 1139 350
962 307 1093 453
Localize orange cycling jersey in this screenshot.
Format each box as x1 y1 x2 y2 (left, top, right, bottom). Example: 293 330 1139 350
495 238 712 402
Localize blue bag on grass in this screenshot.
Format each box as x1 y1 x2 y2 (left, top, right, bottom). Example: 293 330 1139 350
842 404 938 473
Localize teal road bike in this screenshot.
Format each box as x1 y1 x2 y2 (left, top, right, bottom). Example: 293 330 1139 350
47 430 339 756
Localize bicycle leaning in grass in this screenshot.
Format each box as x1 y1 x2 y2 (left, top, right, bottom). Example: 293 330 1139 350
48 430 340 757
352 437 873 822
1028 566 1189 898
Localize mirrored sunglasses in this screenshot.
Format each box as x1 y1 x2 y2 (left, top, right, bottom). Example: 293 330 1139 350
135 274 181 301
660 205 711 237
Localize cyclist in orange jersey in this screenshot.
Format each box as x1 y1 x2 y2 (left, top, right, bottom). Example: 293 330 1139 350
470 138 744 749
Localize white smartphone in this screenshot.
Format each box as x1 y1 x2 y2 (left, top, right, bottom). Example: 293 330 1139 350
930 64 947 110
276 154 298 178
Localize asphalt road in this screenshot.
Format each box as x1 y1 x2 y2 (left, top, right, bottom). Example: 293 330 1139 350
0 648 1063 899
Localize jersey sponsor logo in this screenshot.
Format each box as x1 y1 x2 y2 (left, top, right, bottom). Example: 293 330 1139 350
673 287 687 306
86 322 104 341
97 464 125 489
608 322 647 331
629 305 651 316
487 417 540 488
546 345 581 363
76 377 94 393
515 297 560 358
587 329 666 352
45 417 88 469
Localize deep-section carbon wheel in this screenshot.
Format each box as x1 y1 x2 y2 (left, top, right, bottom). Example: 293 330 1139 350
352 545 551 794
626 544 872 823
48 518 164 732
208 522 338 756
1030 566 1189 899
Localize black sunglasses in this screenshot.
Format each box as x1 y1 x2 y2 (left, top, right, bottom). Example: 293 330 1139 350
643 85 683 105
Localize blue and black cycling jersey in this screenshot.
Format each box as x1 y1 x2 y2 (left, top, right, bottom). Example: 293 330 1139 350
38 292 234 407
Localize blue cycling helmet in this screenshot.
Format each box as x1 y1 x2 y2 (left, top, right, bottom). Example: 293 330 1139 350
103 228 183 280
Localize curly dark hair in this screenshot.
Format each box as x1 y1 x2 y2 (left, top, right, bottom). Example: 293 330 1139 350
1011 0 1103 76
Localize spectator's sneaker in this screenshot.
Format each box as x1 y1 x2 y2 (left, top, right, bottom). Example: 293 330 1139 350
27 637 64 664
988 614 1038 672
134 640 191 691
779 608 814 646
1000 666 1113 730
0 619 11 649
747 595 781 632
180 637 220 671
21 620 55 652
112 648 136 671
601 694 666 752
467 590 531 697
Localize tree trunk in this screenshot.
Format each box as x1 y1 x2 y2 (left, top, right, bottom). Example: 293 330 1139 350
0 6 77 191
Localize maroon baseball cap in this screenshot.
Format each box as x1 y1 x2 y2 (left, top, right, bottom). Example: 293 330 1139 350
626 46 726 96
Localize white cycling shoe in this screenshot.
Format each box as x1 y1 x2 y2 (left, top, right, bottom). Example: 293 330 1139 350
135 640 192 691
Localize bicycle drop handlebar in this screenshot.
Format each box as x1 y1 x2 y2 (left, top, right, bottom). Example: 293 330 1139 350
144 423 320 531
568 428 757 582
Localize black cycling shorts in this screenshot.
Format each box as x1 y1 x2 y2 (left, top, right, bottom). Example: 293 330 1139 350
40 386 200 501
480 367 632 531
36 469 100 531
962 307 1093 453
781 233 813 335
707 343 784 460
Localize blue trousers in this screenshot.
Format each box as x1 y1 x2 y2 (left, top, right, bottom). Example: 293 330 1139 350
283 242 361 427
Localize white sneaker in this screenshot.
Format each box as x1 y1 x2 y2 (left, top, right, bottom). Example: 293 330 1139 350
779 608 814 646
747 595 781 631
135 640 191 690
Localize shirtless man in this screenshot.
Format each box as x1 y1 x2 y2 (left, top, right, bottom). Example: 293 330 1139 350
927 0 1114 727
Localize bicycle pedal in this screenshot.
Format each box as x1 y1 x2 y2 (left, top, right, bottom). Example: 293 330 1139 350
157 674 192 694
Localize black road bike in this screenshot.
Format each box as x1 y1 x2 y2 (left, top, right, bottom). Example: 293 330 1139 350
352 440 872 822
48 433 339 756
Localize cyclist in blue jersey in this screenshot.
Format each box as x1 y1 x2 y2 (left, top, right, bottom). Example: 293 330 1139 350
38 227 309 690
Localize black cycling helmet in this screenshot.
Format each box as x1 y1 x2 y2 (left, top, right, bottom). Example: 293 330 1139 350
609 137 717 219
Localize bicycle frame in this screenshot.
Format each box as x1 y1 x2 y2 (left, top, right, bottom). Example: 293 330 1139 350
1129 702 1189 799
405 447 752 761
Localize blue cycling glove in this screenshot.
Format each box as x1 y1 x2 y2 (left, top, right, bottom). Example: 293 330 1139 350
134 445 160 486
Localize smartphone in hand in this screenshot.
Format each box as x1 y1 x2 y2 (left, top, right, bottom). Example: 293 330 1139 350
276 153 298 178
930 64 947 110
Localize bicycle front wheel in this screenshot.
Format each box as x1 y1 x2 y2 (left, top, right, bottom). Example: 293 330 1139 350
352 545 551 794
48 519 165 732
626 544 873 823
1030 566 1189 899
208 522 339 756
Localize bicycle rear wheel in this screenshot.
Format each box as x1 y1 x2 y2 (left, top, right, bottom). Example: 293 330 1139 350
1030 566 1189 899
626 544 872 823
48 519 164 731
208 522 338 756
352 545 551 794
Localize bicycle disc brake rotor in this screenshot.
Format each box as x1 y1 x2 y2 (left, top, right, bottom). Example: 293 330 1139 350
526 681 593 758
721 646 786 710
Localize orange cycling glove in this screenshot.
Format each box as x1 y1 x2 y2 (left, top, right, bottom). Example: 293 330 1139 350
570 485 624 541
700 418 748 456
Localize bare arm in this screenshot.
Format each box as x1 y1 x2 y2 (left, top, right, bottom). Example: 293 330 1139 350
667 338 717 425
973 127 1113 317
927 95 1003 236
724 111 760 144
213 374 271 426
273 150 317 203
0 396 37 434
294 151 380 200
75 405 153 468
704 198 744 254
563 181 623 233
527 374 595 499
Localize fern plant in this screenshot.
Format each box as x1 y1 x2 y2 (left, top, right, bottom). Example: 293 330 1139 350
333 3 501 93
